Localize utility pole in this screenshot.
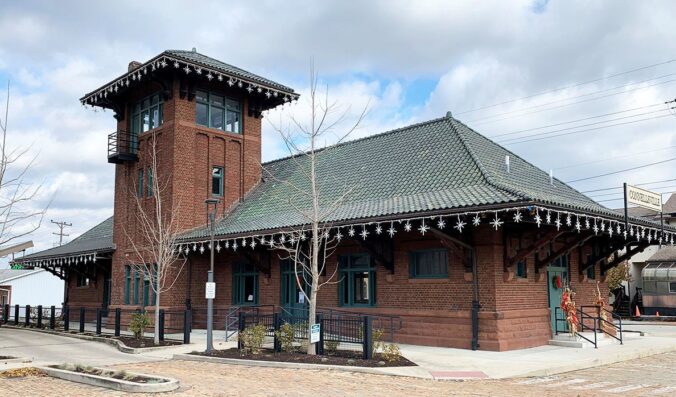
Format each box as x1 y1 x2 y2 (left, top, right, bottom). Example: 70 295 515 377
51 220 72 246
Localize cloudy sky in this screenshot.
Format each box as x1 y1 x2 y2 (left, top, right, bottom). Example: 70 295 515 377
1 0 675 263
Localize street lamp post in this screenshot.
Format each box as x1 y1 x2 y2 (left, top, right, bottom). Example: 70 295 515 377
205 198 219 353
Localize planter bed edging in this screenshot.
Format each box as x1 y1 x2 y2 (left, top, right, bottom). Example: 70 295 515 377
38 366 179 393
3 325 186 354
173 353 418 378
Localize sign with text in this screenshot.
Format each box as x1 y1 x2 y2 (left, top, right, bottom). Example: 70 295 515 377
310 323 321 343
205 282 216 299
626 185 662 212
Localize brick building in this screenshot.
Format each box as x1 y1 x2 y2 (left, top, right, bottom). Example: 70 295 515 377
14 49 676 351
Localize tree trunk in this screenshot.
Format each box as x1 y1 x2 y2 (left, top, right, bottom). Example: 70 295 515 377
307 274 319 355
154 288 161 345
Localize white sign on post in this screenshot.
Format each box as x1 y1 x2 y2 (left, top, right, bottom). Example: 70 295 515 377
205 282 216 299
627 185 662 212
310 323 320 344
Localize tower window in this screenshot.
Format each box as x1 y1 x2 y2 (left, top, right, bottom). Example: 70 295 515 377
196 90 241 133
137 169 144 197
212 167 224 196
130 93 163 134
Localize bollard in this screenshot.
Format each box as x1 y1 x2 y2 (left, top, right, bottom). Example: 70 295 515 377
37 305 43 328
96 308 102 335
25 305 31 326
362 316 372 360
316 314 324 356
79 307 85 333
50 306 56 329
63 306 70 331
159 309 165 342
3 304 9 323
183 309 192 344
114 308 121 336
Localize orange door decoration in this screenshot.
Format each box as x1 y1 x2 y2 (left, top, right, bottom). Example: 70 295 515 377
560 287 578 335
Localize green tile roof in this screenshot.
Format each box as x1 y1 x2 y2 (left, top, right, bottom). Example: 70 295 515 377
18 217 114 261
180 115 631 241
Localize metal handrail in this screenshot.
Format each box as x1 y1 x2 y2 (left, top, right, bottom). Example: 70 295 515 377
580 305 623 344
554 307 597 348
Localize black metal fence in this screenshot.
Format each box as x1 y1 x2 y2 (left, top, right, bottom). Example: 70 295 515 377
2 304 191 344
237 310 375 359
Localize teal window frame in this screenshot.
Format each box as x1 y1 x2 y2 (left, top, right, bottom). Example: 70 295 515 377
212 166 224 197
124 266 131 304
338 254 375 307
516 260 527 279
232 262 258 305
147 167 153 197
196 90 242 133
586 256 595 280
76 274 90 287
130 93 163 135
409 249 449 278
280 259 309 308
133 270 140 305
137 169 144 197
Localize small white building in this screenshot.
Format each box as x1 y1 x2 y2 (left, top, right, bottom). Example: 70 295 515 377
0 269 65 308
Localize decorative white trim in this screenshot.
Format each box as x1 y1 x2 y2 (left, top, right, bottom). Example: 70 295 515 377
80 55 299 108
176 205 676 253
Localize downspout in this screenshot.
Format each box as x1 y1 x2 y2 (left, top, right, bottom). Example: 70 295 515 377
471 248 480 351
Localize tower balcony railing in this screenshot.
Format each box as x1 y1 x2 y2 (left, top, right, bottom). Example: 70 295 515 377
108 130 138 164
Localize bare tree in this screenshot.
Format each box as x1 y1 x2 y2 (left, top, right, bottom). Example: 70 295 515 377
124 132 186 345
0 81 47 249
266 66 368 355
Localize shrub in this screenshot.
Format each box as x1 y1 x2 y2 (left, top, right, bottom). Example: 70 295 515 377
324 339 339 354
274 323 296 353
381 343 402 362
129 311 151 340
360 326 385 356
239 324 266 355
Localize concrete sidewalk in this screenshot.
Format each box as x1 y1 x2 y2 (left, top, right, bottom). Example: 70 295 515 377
386 333 676 379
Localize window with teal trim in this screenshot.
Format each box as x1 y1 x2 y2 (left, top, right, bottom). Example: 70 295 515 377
232 262 258 305
137 169 144 197
409 249 448 278
124 266 131 304
212 166 223 196
130 93 163 135
516 260 527 279
587 259 596 280
339 254 375 307
133 270 140 305
196 90 241 133
146 167 153 197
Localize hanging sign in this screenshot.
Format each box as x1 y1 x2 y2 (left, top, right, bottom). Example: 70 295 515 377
626 185 662 212
205 282 216 299
310 323 321 344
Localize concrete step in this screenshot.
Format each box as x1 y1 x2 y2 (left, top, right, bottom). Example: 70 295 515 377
549 331 619 348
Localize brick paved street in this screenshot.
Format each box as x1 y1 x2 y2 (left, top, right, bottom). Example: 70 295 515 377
2 351 676 396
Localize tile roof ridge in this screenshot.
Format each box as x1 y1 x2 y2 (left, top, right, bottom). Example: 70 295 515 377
449 117 530 201
262 116 449 167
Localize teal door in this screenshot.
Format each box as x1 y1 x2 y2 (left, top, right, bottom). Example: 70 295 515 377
547 256 569 334
281 260 308 319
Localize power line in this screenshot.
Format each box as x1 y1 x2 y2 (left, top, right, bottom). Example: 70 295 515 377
500 113 673 145
596 191 676 204
588 185 676 198
580 178 676 193
489 102 666 139
555 145 676 171
468 74 676 125
495 107 670 142
566 157 676 183
456 57 676 115
51 220 72 246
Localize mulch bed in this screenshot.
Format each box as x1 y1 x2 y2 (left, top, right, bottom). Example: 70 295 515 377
0 356 16 359
190 348 416 367
0 368 46 378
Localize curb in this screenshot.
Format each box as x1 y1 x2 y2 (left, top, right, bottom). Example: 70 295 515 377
0 357 32 365
2 325 187 354
38 365 179 393
172 353 418 378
